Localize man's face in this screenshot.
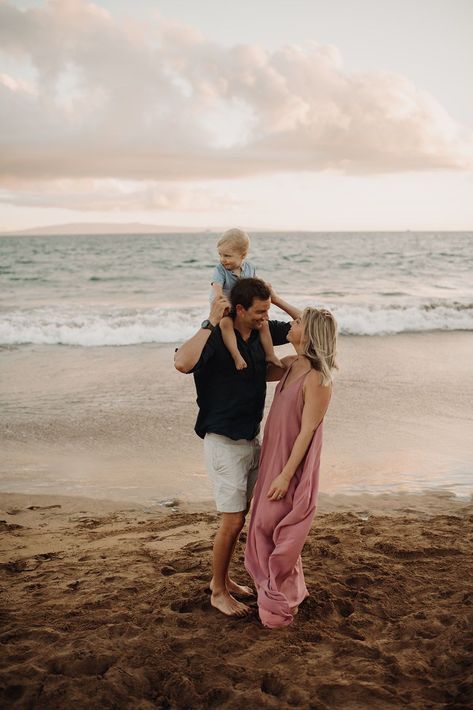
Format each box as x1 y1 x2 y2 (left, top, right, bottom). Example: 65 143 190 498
237 298 271 329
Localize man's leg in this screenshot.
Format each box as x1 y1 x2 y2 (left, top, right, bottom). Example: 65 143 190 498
210 509 254 598
210 511 250 616
224 531 254 598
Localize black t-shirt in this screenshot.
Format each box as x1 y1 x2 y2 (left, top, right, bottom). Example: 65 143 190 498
191 320 291 440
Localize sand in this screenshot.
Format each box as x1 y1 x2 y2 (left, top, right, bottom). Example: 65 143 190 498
1 490 473 710
1 332 473 707
1 332 473 503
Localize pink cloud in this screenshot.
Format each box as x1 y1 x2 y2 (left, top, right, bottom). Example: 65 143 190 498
0 0 471 198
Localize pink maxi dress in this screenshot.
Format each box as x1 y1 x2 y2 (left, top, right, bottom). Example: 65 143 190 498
244 365 325 628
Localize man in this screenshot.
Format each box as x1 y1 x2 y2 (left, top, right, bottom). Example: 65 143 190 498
174 278 300 617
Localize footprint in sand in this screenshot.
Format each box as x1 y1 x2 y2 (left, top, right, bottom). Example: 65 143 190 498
182 539 213 553
203 687 231 706
261 671 285 698
2 559 39 573
35 552 61 561
338 619 366 641
26 505 61 511
335 599 355 618
170 594 209 613
160 565 177 576
344 573 374 589
47 651 117 677
0 520 23 532
318 534 341 545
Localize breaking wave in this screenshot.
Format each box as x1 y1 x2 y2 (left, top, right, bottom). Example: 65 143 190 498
1 301 472 346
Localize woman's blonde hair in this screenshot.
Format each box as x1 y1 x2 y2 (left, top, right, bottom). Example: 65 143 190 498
302 307 338 386
217 228 250 255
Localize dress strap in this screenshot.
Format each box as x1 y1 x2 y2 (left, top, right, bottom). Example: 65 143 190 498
278 358 296 390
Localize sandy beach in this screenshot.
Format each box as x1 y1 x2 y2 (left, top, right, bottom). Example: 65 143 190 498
1 490 473 709
1 332 473 708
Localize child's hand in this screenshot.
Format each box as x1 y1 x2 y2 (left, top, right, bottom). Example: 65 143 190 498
209 295 229 325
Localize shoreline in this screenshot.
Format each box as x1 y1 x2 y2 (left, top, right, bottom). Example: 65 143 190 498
2 486 473 521
1 489 472 709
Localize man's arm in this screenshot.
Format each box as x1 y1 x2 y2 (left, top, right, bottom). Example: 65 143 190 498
269 287 301 320
266 355 297 382
174 296 228 373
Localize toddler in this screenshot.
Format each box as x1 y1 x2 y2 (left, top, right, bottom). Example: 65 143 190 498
211 228 283 370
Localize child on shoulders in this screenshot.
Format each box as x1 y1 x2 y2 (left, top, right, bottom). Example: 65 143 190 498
211 228 283 370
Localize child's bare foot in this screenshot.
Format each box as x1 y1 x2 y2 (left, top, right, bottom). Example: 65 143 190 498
266 355 284 369
291 605 299 616
234 354 248 370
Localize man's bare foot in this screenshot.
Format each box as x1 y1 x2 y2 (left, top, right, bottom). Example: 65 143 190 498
210 578 254 597
266 354 284 369
233 354 248 370
211 590 250 617
227 578 254 597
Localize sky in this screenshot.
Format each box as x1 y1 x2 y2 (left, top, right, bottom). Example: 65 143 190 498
0 0 472 231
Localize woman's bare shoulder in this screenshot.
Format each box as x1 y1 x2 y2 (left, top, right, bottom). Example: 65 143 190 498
304 369 332 394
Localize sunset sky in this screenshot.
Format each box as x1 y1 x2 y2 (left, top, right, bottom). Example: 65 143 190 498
1 0 472 231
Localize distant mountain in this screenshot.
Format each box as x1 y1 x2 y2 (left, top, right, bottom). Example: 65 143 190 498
0 222 219 236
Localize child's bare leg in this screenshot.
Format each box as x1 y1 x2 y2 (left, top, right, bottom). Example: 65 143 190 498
221 316 247 370
260 321 284 368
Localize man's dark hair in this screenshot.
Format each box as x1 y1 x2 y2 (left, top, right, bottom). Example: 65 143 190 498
230 277 271 311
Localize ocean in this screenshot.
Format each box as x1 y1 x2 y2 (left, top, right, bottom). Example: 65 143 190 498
1 231 472 345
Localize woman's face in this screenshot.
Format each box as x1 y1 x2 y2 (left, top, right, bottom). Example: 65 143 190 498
288 317 304 346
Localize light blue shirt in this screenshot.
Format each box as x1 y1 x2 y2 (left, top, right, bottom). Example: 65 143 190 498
210 261 257 300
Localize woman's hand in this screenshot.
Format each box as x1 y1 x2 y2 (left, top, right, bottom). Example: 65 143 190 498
266 287 301 320
267 472 291 501
266 282 277 303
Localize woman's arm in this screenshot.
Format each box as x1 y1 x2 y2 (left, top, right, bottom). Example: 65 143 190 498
174 295 228 373
267 370 331 500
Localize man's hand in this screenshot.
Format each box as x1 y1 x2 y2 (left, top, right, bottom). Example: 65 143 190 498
175 295 230 373
210 295 230 326
267 472 291 501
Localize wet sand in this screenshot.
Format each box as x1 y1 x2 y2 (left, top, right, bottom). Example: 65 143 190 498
1 490 473 709
1 332 473 502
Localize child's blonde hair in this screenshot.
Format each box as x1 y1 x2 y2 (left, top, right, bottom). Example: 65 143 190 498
302 307 338 386
217 228 250 255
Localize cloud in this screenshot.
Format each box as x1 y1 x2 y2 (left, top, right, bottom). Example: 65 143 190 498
0 179 239 212
0 0 472 200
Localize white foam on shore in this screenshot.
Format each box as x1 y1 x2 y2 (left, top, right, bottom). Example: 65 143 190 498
1 302 472 345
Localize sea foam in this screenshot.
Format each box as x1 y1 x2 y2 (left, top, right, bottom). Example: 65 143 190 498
1 302 472 346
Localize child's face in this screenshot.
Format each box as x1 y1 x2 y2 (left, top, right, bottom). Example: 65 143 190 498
218 244 246 271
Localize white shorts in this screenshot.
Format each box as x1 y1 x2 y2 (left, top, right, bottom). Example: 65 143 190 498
203 433 261 513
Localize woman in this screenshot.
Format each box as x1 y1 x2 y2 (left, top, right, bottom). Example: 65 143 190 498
244 307 338 628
